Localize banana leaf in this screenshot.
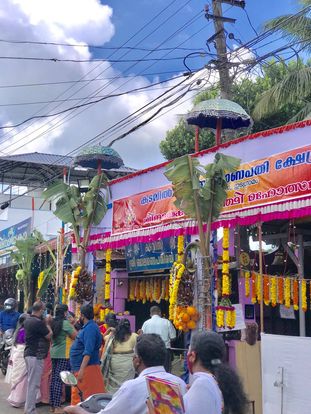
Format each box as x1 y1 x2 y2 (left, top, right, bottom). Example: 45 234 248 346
42 181 69 200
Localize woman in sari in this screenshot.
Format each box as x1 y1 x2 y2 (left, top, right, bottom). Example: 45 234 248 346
6 313 29 407
103 318 137 394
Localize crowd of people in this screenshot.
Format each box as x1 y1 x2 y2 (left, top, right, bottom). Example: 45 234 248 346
0 299 248 414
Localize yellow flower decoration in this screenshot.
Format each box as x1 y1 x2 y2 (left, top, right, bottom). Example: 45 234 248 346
302 280 307 312
244 271 250 297
270 276 277 307
104 249 112 301
284 278 291 309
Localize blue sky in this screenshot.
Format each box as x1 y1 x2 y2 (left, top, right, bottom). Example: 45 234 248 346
100 0 299 80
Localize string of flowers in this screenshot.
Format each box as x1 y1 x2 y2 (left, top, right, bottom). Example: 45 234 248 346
251 272 257 304
69 266 81 300
169 235 185 321
244 271 250 297
270 276 277 307
293 279 299 311
104 249 112 301
216 228 236 330
263 275 270 306
302 280 307 312
277 277 284 305
284 277 291 309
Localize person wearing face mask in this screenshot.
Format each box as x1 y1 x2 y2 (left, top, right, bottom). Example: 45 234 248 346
23 301 53 414
184 331 247 414
69 305 105 405
65 334 186 414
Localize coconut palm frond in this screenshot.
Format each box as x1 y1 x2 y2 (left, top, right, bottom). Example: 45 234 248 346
253 67 311 119
265 14 311 49
287 101 311 123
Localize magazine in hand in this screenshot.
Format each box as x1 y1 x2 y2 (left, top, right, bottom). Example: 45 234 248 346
146 375 185 414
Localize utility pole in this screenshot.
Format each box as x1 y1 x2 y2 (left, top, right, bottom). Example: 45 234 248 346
205 0 245 100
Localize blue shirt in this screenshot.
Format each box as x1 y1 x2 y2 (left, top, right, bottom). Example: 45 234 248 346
0 310 20 332
70 320 102 372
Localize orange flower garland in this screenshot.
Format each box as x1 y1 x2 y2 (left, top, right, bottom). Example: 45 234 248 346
293 279 299 311
256 273 262 302
270 276 277 307
251 272 257 304
277 277 284 304
302 279 307 312
284 278 291 309
169 235 185 321
263 275 270 306
244 271 250 297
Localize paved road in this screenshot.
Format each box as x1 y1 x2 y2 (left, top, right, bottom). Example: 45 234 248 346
0 374 50 414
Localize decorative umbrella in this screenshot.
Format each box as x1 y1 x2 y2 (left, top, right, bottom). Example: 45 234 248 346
75 145 124 174
186 98 253 148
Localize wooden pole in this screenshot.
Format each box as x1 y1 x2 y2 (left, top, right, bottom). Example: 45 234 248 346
216 118 222 146
195 127 200 152
258 222 264 333
97 159 102 176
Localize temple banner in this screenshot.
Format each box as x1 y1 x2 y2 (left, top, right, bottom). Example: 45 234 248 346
224 144 311 213
112 184 185 234
112 145 311 234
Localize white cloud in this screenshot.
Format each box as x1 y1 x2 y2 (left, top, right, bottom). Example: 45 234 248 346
0 0 203 169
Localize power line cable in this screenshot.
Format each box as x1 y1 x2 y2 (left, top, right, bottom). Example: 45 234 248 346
0 0 182 146
0 6 204 154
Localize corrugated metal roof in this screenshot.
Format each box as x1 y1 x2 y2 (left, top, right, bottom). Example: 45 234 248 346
0 152 74 167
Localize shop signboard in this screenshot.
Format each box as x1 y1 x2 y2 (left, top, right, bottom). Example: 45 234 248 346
113 144 311 235
125 236 185 273
0 218 32 266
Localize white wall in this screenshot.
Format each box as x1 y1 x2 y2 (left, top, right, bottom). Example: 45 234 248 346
261 333 311 414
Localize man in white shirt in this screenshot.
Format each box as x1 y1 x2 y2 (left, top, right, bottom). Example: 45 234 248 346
65 334 186 414
141 306 176 371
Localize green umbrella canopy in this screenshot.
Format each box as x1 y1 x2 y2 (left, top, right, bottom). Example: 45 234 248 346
75 145 124 170
186 98 253 130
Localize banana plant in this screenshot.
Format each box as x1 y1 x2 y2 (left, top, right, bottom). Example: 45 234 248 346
42 173 108 269
11 230 44 311
165 152 240 328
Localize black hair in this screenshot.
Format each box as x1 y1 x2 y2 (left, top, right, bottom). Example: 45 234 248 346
105 312 118 328
136 334 166 367
13 313 28 346
51 305 67 339
190 331 247 414
150 305 161 316
80 304 94 320
114 318 131 343
46 302 54 315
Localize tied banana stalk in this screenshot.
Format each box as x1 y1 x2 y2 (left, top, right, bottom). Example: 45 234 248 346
165 152 240 329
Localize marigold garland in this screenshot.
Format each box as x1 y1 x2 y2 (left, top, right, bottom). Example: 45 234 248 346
251 272 257 304
302 279 307 312
69 266 81 299
256 273 262 302
293 279 299 311
284 278 291 309
104 249 112 301
270 276 277 307
169 235 185 321
244 271 250 297
263 275 270 306
216 227 236 329
277 277 284 304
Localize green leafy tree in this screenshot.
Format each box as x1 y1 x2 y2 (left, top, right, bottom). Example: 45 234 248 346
43 173 108 269
160 60 308 159
254 1 311 121
12 231 44 311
